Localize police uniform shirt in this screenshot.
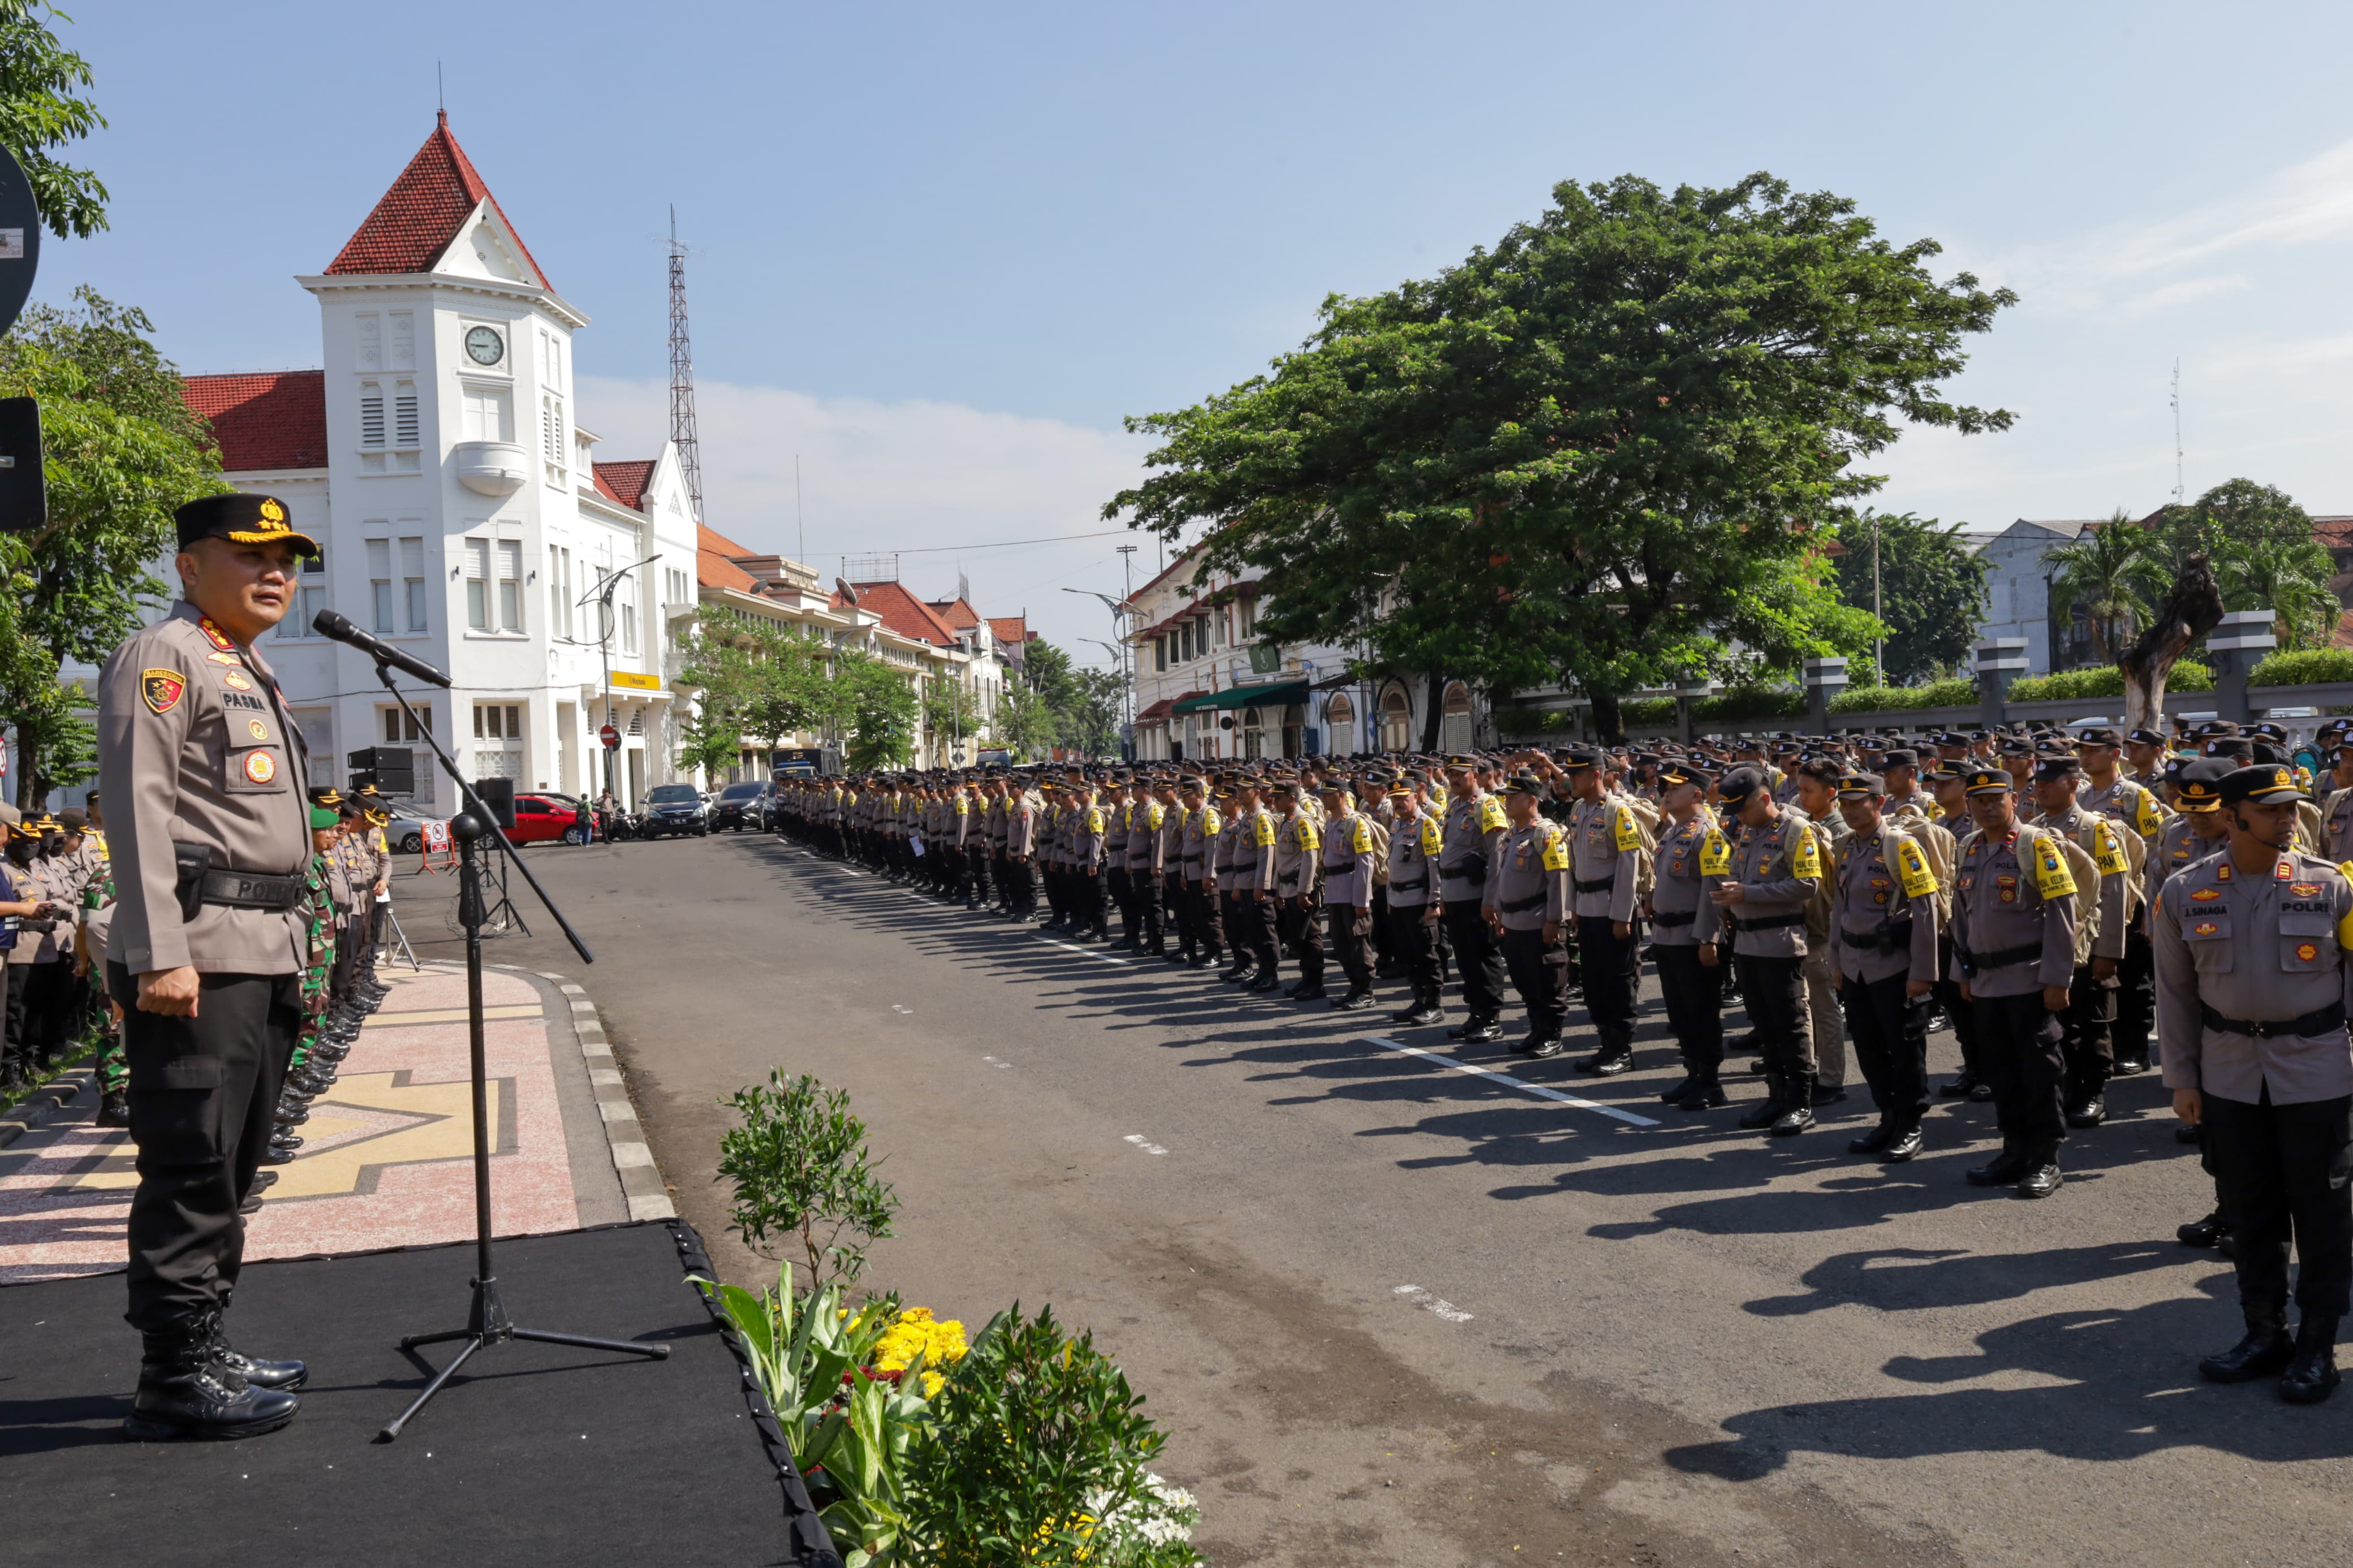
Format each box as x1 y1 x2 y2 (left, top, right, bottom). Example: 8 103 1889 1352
1485 817 1570 931
2153 850 2353 1104
1155 797 1185 875
1386 806 1442 910
1829 826 1942 985
1568 793 1644 923
1010 791 1039 857
1439 788 1509 908
1649 813 1725 949
2031 802 2132 961
1320 808 1377 910
1950 825 2080 996
1235 802 1277 894
2078 774 2170 840
1180 801 1218 884
1074 794 1107 869
96 600 309 976
2322 784 2353 864
1270 806 1315 897
1723 810 1823 958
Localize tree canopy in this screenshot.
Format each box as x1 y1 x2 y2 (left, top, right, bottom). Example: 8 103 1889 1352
1106 172 2014 737
0 2 106 240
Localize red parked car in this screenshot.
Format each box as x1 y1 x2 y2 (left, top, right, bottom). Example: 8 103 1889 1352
509 793 596 845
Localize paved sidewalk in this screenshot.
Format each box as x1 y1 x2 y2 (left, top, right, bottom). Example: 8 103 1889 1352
0 960 648 1286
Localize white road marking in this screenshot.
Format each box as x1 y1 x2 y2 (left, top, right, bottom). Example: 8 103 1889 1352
981 1055 1012 1070
1038 936 1133 967
1358 1036 1660 1127
1123 1134 1169 1156
891 1004 913 1014
1394 1284 1473 1323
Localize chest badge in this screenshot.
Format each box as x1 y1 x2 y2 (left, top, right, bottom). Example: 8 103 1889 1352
222 669 254 692
2191 886 2220 900
2297 941 2321 962
2292 882 2323 898
2193 920 2219 936
139 668 186 715
244 751 277 784
246 718 270 742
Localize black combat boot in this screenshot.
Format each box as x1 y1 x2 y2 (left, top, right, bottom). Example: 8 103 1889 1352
96 1088 131 1129
1578 1028 1633 1077
2199 1308 2292 1384
1848 1117 1898 1156
122 1321 301 1441
2282 1315 2341 1405
1391 990 1442 1027
1880 1120 1926 1162
1736 1075 1787 1131
196 1308 307 1393
1665 1073 1727 1111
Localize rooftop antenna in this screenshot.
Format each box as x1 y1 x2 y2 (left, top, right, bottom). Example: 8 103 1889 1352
437 61 443 117
668 205 705 524
2171 358 2185 506
794 452 804 565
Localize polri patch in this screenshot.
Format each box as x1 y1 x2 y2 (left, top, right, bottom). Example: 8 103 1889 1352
244 751 276 784
2297 942 2321 962
140 668 185 715
246 718 270 742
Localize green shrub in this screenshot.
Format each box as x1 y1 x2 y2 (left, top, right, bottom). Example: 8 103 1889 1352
1693 686 1806 723
2007 661 2211 702
1491 704 1575 736
1618 697 1675 726
2250 647 2353 687
718 1071 901 1289
1828 677 1979 714
904 1305 1201 1566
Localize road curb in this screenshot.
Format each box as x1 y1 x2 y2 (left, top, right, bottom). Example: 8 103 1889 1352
0 1065 96 1151
526 967 677 1221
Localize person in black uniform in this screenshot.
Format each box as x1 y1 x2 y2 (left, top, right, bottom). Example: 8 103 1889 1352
97 495 315 1440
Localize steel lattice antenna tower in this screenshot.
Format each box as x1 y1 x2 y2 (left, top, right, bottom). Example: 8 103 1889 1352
667 205 705 523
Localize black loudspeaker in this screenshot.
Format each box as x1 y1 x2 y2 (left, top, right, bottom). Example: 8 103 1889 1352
0 396 44 534
475 776 516 830
346 746 416 795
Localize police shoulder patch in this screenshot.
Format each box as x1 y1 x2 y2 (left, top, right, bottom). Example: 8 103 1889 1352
139 668 186 715
1613 805 1640 852
1255 815 1275 848
1541 831 1570 872
1351 819 1373 853
1479 797 1507 832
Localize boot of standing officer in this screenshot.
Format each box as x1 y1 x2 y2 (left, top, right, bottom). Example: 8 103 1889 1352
1649 762 1729 1108
1951 765 2079 1199
1561 746 1648 1075
2157 762 2353 1403
1712 767 1824 1135
98 493 312 1441
1829 771 1941 1161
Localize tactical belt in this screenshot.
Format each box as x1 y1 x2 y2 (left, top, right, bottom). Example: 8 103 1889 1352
1440 857 1487 882
1956 940 2041 977
1389 876 1427 891
200 869 305 913
1653 910 1697 927
1499 893 1548 914
1841 918 1915 956
1574 875 1615 894
1726 912 1802 933
2202 1004 2346 1040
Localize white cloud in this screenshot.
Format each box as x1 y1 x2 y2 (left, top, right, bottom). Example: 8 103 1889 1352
576 375 1161 664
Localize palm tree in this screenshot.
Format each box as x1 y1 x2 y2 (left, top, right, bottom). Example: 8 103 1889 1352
2043 511 2170 662
2218 535 2341 650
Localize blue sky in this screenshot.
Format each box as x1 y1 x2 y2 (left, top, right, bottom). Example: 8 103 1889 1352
51 1 2353 662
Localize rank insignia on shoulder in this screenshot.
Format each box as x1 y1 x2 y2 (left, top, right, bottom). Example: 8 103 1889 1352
140 668 186 715
197 617 235 651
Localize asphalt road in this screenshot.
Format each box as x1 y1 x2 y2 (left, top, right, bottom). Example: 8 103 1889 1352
397 831 2353 1568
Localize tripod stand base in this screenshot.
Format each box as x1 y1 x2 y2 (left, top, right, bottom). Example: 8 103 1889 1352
379 1275 670 1441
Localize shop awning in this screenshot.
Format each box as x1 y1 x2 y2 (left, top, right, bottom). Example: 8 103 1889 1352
1134 697 1179 727
1170 680 1308 715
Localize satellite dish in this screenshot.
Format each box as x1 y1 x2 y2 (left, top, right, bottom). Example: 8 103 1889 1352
835 578 859 607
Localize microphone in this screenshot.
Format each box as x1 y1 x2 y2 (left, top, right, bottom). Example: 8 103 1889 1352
312 608 454 688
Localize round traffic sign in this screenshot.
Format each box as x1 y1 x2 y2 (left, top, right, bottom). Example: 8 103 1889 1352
0 144 41 342
599 723 620 749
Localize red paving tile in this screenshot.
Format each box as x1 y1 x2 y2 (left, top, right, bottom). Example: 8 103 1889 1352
0 964 585 1284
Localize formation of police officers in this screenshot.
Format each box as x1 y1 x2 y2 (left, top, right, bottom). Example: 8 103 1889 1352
80 492 407 1441
0 800 113 1099
778 714 2353 1403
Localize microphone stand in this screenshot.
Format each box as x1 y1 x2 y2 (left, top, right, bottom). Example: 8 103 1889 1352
365 662 668 1442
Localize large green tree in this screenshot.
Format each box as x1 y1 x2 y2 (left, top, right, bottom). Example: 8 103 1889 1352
0 2 107 240
2042 511 2170 664
1107 173 2011 738
1831 511 1990 685
837 651 918 771
0 289 223 804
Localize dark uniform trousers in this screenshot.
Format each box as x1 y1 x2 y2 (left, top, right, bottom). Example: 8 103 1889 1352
1970 990 2066 1160
1236 892 1279 975
1163 872 1190 951
108 963 300 1332
1388 906 1443 996
1273 897 1317 983
967 844 990 904
1444 904 1508 1021
1653 943 1723 1072
1106 865 1131 934
2115 925 2155 1061
20 958 74 1066
1734 954 1808 1082
0 964 23 1081
1500 926 1570 1038
2204 1087 2353 1318
1575 915 1640 1044
1369 886 1396 973
1840 971 1930 1122
1130 870 1163 948
1933 931 1980 1077
1326 904 1374 991
2057 962 2117 1100
1186 884 1223 960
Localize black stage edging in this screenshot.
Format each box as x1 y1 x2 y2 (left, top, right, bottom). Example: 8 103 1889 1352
0 1219 809 1566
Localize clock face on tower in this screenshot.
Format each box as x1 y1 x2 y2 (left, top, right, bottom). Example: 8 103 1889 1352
464 326 505 366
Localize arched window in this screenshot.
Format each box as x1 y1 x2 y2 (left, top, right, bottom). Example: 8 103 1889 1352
1439 682 1474 753
1378 685 1412 753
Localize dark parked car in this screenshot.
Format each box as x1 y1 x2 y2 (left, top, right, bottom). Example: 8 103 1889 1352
710 780 768 832
642 783 708 838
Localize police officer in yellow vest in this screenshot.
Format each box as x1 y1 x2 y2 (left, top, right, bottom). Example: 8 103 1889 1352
2156 762 2353 1404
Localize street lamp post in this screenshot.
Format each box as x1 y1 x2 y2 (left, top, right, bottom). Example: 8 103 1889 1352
1064 583 1136 759
579 552 662 807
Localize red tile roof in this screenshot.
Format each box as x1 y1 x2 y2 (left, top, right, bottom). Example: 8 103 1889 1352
986 616 1030 646
325 112 551 290
925 597 984 630
695 522 760 593
833 580 960 646
183 370 329 472
592 459 656 511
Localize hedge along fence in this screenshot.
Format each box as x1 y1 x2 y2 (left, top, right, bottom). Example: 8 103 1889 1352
2249 647 2353 686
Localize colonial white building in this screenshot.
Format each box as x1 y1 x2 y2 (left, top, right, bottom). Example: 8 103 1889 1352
1124 546 1464 760
115 114 703 814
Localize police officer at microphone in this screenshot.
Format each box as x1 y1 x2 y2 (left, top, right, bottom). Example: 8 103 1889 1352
97 494 314 1440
